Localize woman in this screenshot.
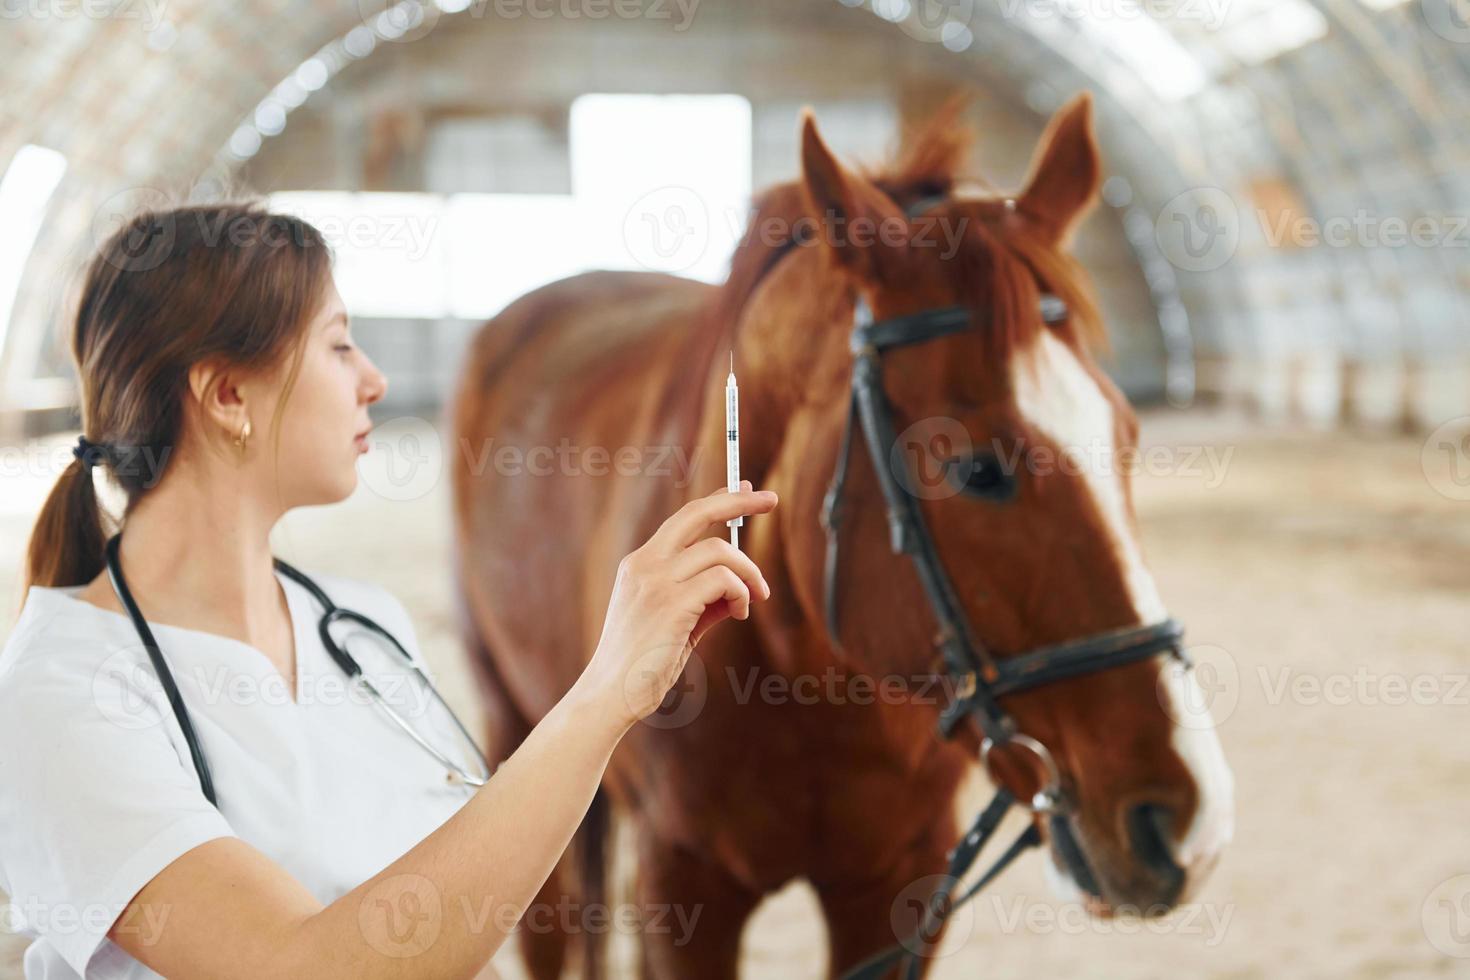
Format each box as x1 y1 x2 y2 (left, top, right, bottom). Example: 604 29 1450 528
0 203 775 979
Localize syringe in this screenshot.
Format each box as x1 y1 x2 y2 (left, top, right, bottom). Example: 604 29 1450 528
725 351 741 549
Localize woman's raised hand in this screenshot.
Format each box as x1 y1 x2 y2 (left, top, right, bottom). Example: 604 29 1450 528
576 480 777 733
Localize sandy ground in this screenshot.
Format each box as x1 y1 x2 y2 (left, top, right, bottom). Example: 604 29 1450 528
1 409 1467 978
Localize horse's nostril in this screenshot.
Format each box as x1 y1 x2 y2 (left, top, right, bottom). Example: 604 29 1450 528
1127 803 1185 904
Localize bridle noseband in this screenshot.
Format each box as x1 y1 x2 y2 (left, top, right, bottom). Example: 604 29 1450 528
821 197 1191 979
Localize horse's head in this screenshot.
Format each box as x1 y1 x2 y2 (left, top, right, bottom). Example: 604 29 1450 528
737 94 1232 915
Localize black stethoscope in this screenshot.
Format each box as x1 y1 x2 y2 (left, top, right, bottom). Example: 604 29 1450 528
103 532 491 807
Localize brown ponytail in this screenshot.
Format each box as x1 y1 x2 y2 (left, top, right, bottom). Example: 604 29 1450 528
23 203 333 591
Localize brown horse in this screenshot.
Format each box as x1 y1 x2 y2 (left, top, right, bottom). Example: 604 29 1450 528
448 93 1233 979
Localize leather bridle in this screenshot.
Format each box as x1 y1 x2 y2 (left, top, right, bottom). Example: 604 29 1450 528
819 197 1191 978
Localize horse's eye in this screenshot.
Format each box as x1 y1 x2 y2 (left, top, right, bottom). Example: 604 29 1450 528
950 453 1017 502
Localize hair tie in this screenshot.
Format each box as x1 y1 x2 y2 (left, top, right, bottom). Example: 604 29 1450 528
73 435 107 471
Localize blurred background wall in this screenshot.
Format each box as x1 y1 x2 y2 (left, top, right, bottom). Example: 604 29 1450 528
1 0 1466 441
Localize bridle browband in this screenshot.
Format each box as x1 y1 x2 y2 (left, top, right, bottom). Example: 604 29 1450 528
813 195 1191 979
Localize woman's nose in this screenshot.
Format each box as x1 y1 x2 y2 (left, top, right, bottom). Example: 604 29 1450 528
362 360 388 405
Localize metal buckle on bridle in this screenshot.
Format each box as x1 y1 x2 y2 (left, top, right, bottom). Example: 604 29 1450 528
980 732 1066 815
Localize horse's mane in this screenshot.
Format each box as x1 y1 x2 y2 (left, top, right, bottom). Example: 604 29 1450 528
714 101 1106 359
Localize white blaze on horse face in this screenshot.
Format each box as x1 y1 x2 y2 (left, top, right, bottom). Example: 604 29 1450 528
1010 330 1233 882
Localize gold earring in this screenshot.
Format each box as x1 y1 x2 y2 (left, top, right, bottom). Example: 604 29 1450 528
233 419 252 451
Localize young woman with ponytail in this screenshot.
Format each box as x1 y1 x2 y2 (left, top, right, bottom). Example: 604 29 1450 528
0 203 776 979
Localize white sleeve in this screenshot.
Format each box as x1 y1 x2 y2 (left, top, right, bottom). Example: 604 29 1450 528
0 637 238 976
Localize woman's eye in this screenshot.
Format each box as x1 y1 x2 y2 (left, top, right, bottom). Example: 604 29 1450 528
334 344 354 354
949 453 1017 502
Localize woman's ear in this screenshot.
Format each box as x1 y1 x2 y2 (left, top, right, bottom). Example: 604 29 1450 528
1016 92 1102 248
187 359 250 442
799 110 908 283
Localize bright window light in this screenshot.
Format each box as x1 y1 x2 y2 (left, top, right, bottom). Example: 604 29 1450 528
571 94 752 284
1218 0 1329 64
0 144 68 362
267 94 753 320
443 194 587 319
1357 0 1411 9
1083 13 1209 102
270 191 448 318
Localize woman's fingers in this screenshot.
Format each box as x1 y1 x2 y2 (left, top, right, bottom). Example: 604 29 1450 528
652 480 778 553
684 565 751 622
669 536 770 601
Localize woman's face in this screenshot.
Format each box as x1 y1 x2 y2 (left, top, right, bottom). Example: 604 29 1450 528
264 280 388 508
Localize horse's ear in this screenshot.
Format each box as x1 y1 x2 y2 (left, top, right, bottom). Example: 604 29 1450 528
1016 92 1101 247
800 110 906 282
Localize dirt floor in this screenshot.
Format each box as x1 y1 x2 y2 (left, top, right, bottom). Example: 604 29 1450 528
2 409 1467 978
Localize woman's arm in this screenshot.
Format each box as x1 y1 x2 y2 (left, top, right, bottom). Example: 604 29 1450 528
108 483 777 979
113 677 623 979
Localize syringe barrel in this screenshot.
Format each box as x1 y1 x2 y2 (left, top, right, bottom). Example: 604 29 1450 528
725 381 741 527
